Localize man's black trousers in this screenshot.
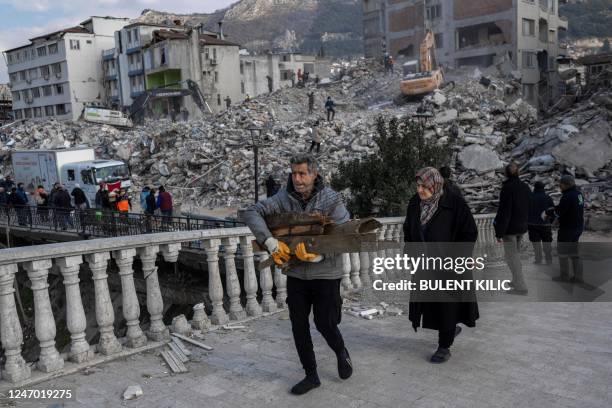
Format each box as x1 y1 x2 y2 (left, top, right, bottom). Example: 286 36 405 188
286 277 345 375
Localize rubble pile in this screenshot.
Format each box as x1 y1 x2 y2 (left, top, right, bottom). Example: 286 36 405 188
0 59 611 221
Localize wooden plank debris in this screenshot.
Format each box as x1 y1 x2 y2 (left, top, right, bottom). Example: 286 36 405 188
171 333 214 351
161 349 188 373
171 337 192 357
168 342 189 363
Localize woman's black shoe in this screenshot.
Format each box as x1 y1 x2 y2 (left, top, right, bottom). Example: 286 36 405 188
337 348 353 379
290 375 321 395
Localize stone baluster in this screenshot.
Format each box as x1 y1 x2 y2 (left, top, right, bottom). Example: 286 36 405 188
392 222 402 257
137 245 169 341
84 252 122 355
222 237 246 320
257 251 277 313
385 224 396 259
112 249 146 348
192 303 211 331
350 252 361 289
376 225 388 280
56 256 93 363
341 253 352 293
359 251 371 288
0 264 31 382
23 259 64 373
239 235 262 317
204 239 229 325
273 266 287 309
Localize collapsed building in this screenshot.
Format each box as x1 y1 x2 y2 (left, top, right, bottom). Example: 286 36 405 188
362 0 569 109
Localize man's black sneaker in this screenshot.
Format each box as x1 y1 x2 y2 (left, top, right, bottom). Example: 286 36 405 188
337 348 353 380
290 374 321 395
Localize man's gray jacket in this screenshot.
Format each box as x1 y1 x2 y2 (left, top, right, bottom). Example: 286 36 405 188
241 175 349 280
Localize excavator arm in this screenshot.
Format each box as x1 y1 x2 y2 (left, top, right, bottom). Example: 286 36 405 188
420 30 436 73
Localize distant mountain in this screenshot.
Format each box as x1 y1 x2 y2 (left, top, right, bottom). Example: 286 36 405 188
137 0 363 56
560 0 612 39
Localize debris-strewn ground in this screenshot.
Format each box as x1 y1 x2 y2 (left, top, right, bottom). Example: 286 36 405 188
1 59 610 218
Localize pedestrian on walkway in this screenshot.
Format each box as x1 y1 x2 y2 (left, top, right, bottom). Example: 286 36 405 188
0 186 8 217
494 163 531 295
8 186 28 226
140 186 150 213
325 96 335 121
53 185 72 230
145 188 157 232
528 181 554 264
71 184 88 210
403 167 479 363
157 186 173 229
242 154 353 395
546 175 585 283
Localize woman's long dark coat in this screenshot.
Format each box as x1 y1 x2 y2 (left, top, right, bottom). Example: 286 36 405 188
403 187 480 331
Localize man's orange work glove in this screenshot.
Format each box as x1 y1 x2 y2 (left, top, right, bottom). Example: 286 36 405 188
264 237 291 266
295 242 324 263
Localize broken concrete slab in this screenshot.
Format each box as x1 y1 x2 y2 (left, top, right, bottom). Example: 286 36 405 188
552 119 612 173
459 144 505 173
123 385 143 400
435 109 458 124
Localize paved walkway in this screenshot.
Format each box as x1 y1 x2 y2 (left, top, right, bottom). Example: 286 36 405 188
7 300 612 408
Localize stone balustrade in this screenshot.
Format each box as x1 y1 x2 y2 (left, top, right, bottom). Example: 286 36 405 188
0 214 497 387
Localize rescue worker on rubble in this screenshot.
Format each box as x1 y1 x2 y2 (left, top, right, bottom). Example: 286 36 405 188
242 154 353 396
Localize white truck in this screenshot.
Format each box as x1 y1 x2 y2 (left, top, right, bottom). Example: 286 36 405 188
83 107 133 128
11 147 131 207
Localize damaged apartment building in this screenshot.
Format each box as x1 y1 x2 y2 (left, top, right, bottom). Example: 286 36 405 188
363 0 569 107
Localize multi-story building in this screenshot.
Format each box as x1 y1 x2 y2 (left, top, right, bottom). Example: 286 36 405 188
363 0 387 58
3 16 129 121
365 0 569 107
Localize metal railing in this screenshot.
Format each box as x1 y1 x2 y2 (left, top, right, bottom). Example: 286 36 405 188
0 205 243 238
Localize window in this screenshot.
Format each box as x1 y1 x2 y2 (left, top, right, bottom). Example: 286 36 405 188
81 169 94 185
240 62 244 74
523 84 535 101
217 94 221 105
204 48 210 60
55 84 64 94
241 81 245 94
19 71 27 81
52 63 61 75
67 169 75 181
9 73 17 83
56 104 68 115
70 39 80 50
549 30 556 43
133 29 139 42
127 30 132 44
32 87 41 98
24 108 32 118
37 46 47 57
48 43 58 54
12 91 20 101
28 68 38 79
426 4 442 20
40 65 50 78
45 105 54 116
522 19 535 37
213 48 217 60
7 54 12 64
434 33 443 49
21 90 28 100
33 107 42 118
522 51 535 68
214 71 219 83
86 40 92 44
42 85 52 96
14 110 22 120
31 48 36 59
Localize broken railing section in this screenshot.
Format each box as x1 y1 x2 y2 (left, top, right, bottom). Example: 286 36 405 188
0 214 498 385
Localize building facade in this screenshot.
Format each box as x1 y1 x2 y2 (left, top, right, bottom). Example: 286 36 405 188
365 0 569 106
3 16 129 122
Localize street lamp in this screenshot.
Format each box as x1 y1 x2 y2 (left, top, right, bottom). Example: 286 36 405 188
248 126 263 203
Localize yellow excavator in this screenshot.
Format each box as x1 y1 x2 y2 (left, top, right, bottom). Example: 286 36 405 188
400 29 444 97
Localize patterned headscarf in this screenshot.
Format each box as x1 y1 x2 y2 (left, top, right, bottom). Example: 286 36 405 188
416 167 445 226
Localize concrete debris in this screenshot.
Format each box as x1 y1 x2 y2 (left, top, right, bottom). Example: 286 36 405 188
171 314 192 335
385 307 403 316
123 385 144 400
1 58 610 218
171 333 214 351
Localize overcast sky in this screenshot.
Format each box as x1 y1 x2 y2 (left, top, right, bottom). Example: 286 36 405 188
0 0 237 82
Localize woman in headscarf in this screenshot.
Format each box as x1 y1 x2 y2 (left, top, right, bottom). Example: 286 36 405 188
403 167 479 363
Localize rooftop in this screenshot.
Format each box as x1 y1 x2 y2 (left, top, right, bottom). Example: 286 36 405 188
578 53 612 65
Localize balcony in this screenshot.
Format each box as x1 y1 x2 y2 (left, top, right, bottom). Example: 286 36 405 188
128 68 144 77
102 48 115 61
126 46 141 55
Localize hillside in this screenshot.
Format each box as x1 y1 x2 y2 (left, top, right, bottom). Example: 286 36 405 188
560 0 612 39
137 0 363 56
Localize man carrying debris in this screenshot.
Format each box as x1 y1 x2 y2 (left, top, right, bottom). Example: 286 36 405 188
546 175 585 283
309 120 322 154
325 96 336 121
494 163 531 295
242 154 353 396
528 181 554 265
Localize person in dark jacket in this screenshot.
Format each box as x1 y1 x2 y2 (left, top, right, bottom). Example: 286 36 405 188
157 186 173 228
71 184 88 210
403 167 479 364
494 163 531 294
144 188 157 232
439 166 462 197
242 154 352 395
53 185 72 230
8 186 28 226
325 96 335 121
547 175 585 282
265 175 280 197
1 175 15 191
528 181 554 264
0 186 8 213
16 183 28 204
